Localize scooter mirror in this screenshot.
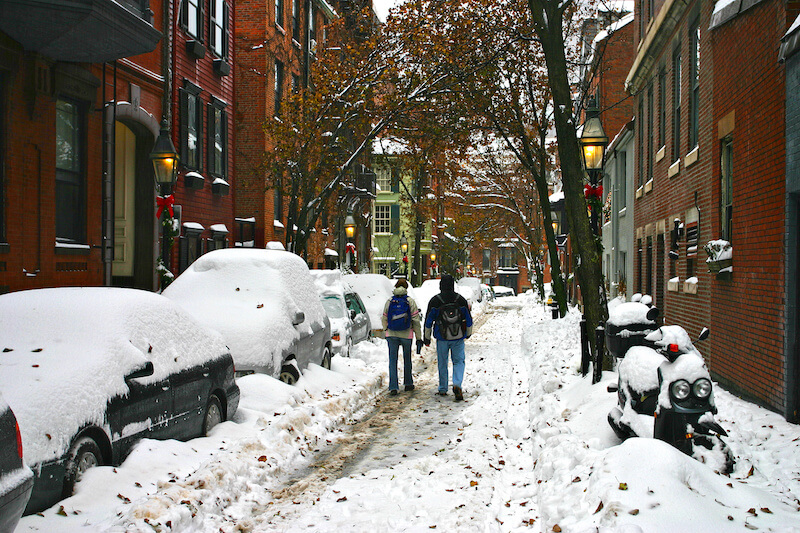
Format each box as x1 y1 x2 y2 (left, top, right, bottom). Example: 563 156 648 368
646 306 660 321
698 327 710 341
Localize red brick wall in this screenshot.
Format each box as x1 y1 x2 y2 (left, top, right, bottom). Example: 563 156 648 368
598 18 635 142
171 0 236 265
708 0 787 409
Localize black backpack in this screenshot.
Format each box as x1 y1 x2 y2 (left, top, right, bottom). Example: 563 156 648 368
437 301 464 340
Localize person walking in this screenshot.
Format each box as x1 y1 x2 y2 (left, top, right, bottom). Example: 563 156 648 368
423 274 473 401
382 278 423 396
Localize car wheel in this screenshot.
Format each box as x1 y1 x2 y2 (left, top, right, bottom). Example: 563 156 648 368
63 436 103 497
321 345 333 369
279 359 301 385
203 395 224 436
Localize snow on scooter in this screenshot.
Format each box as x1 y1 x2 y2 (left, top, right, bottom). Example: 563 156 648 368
605 297 734 474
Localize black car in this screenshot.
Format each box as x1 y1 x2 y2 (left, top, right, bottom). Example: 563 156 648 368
0 287 240 514
0 393 33 532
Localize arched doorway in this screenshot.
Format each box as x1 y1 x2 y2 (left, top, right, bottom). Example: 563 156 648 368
110 104 159 291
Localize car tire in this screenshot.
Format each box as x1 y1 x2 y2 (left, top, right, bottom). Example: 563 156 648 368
279 358 301 385
203 395 224 436
321 345 333 369
63 436 103 497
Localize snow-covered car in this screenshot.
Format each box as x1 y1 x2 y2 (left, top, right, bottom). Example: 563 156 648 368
0 287 239 514
0 391 33 532
164 249 332 383
492 285 516 297
458 277 484 302
311 270 371 357
345 274 420 338
481 284 494 301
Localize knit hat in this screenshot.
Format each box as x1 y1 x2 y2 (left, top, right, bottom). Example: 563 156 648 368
395 278 408 289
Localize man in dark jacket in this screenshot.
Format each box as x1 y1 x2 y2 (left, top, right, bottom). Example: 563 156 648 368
423 275 473 401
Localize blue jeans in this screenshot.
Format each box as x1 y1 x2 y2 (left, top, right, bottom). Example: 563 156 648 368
436 338 465 393
387 337 413 391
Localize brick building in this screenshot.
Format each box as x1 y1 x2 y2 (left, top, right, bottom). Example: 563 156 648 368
626 0 799 417
169 0 236 274
0 1 164 293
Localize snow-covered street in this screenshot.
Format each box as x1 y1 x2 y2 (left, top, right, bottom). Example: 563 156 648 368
17 293 800 532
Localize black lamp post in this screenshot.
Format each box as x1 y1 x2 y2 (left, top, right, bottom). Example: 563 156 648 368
580 97 608 236
150 119 179 286
400 234 408 277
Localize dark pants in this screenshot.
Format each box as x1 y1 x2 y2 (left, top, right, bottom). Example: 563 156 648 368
387 336 413 391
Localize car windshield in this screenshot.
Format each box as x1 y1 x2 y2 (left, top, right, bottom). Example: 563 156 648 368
321 295 346 318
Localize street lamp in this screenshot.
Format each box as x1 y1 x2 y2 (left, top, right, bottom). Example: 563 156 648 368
344 214 356 239
580 96 608 235
150 119 179 288
400 234 408 277
430 251 437 278
150 120 179 194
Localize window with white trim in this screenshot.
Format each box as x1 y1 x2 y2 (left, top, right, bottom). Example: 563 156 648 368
374 205 390 234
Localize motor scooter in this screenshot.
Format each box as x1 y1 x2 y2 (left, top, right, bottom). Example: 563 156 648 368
606 300 734 473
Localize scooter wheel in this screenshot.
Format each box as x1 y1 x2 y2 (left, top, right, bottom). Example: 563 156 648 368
693 434 735 475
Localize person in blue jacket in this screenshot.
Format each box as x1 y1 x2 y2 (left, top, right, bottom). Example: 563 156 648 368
423 274 473 401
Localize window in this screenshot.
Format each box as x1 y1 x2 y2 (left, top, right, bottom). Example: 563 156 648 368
292 0 300 41
636 238 643 293
617 151 627 209
499 247 515 269
55 99 85 243
210 0 229 58
207 226 228 251
274 60 284 116
721 137 733 241
374 205 390 233
646 236 653 296
208 99 227 177
637 98 644 188
275 0 284 28
658 66 666 148
235 218 255 247
274 180 283 224
291 73 300 94
672 43 681 161
689 21 700 150
180 81 203 170
179 225 204 272
309 2 317 52
181 0 202 39
376 167 391 191
647 82 654 180
482 249 491 271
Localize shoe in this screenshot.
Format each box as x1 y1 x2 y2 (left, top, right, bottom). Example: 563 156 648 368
453 386 463 401
405 384 415 391
389 390 398 396
436 391 447 396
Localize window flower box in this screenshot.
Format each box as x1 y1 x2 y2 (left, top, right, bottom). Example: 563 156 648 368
184 171 205 190
704 239 733 274
212 177 229 196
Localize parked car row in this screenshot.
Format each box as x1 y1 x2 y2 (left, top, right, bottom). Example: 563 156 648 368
0 249 375 525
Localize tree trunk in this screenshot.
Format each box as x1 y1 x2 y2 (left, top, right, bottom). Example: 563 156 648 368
528 1 608 355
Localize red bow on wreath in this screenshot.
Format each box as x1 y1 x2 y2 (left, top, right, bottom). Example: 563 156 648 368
584 184 603 199
345 242 356 255
156 194 175 218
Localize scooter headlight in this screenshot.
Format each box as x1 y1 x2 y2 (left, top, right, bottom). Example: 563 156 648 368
693 378 712 399
671 379 691 400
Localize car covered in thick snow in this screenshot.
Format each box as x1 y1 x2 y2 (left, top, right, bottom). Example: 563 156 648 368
0 287 239 514
311 270 371 357
164 249 332 383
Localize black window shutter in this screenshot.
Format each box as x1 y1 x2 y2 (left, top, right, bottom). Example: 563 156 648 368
221 109 228 176
179 88 189 163
198 0 205 42
390 204 400 233
207 102 214 174
196 95 203 171
180 0 188 28
223 2 230 59
391 167 399 193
